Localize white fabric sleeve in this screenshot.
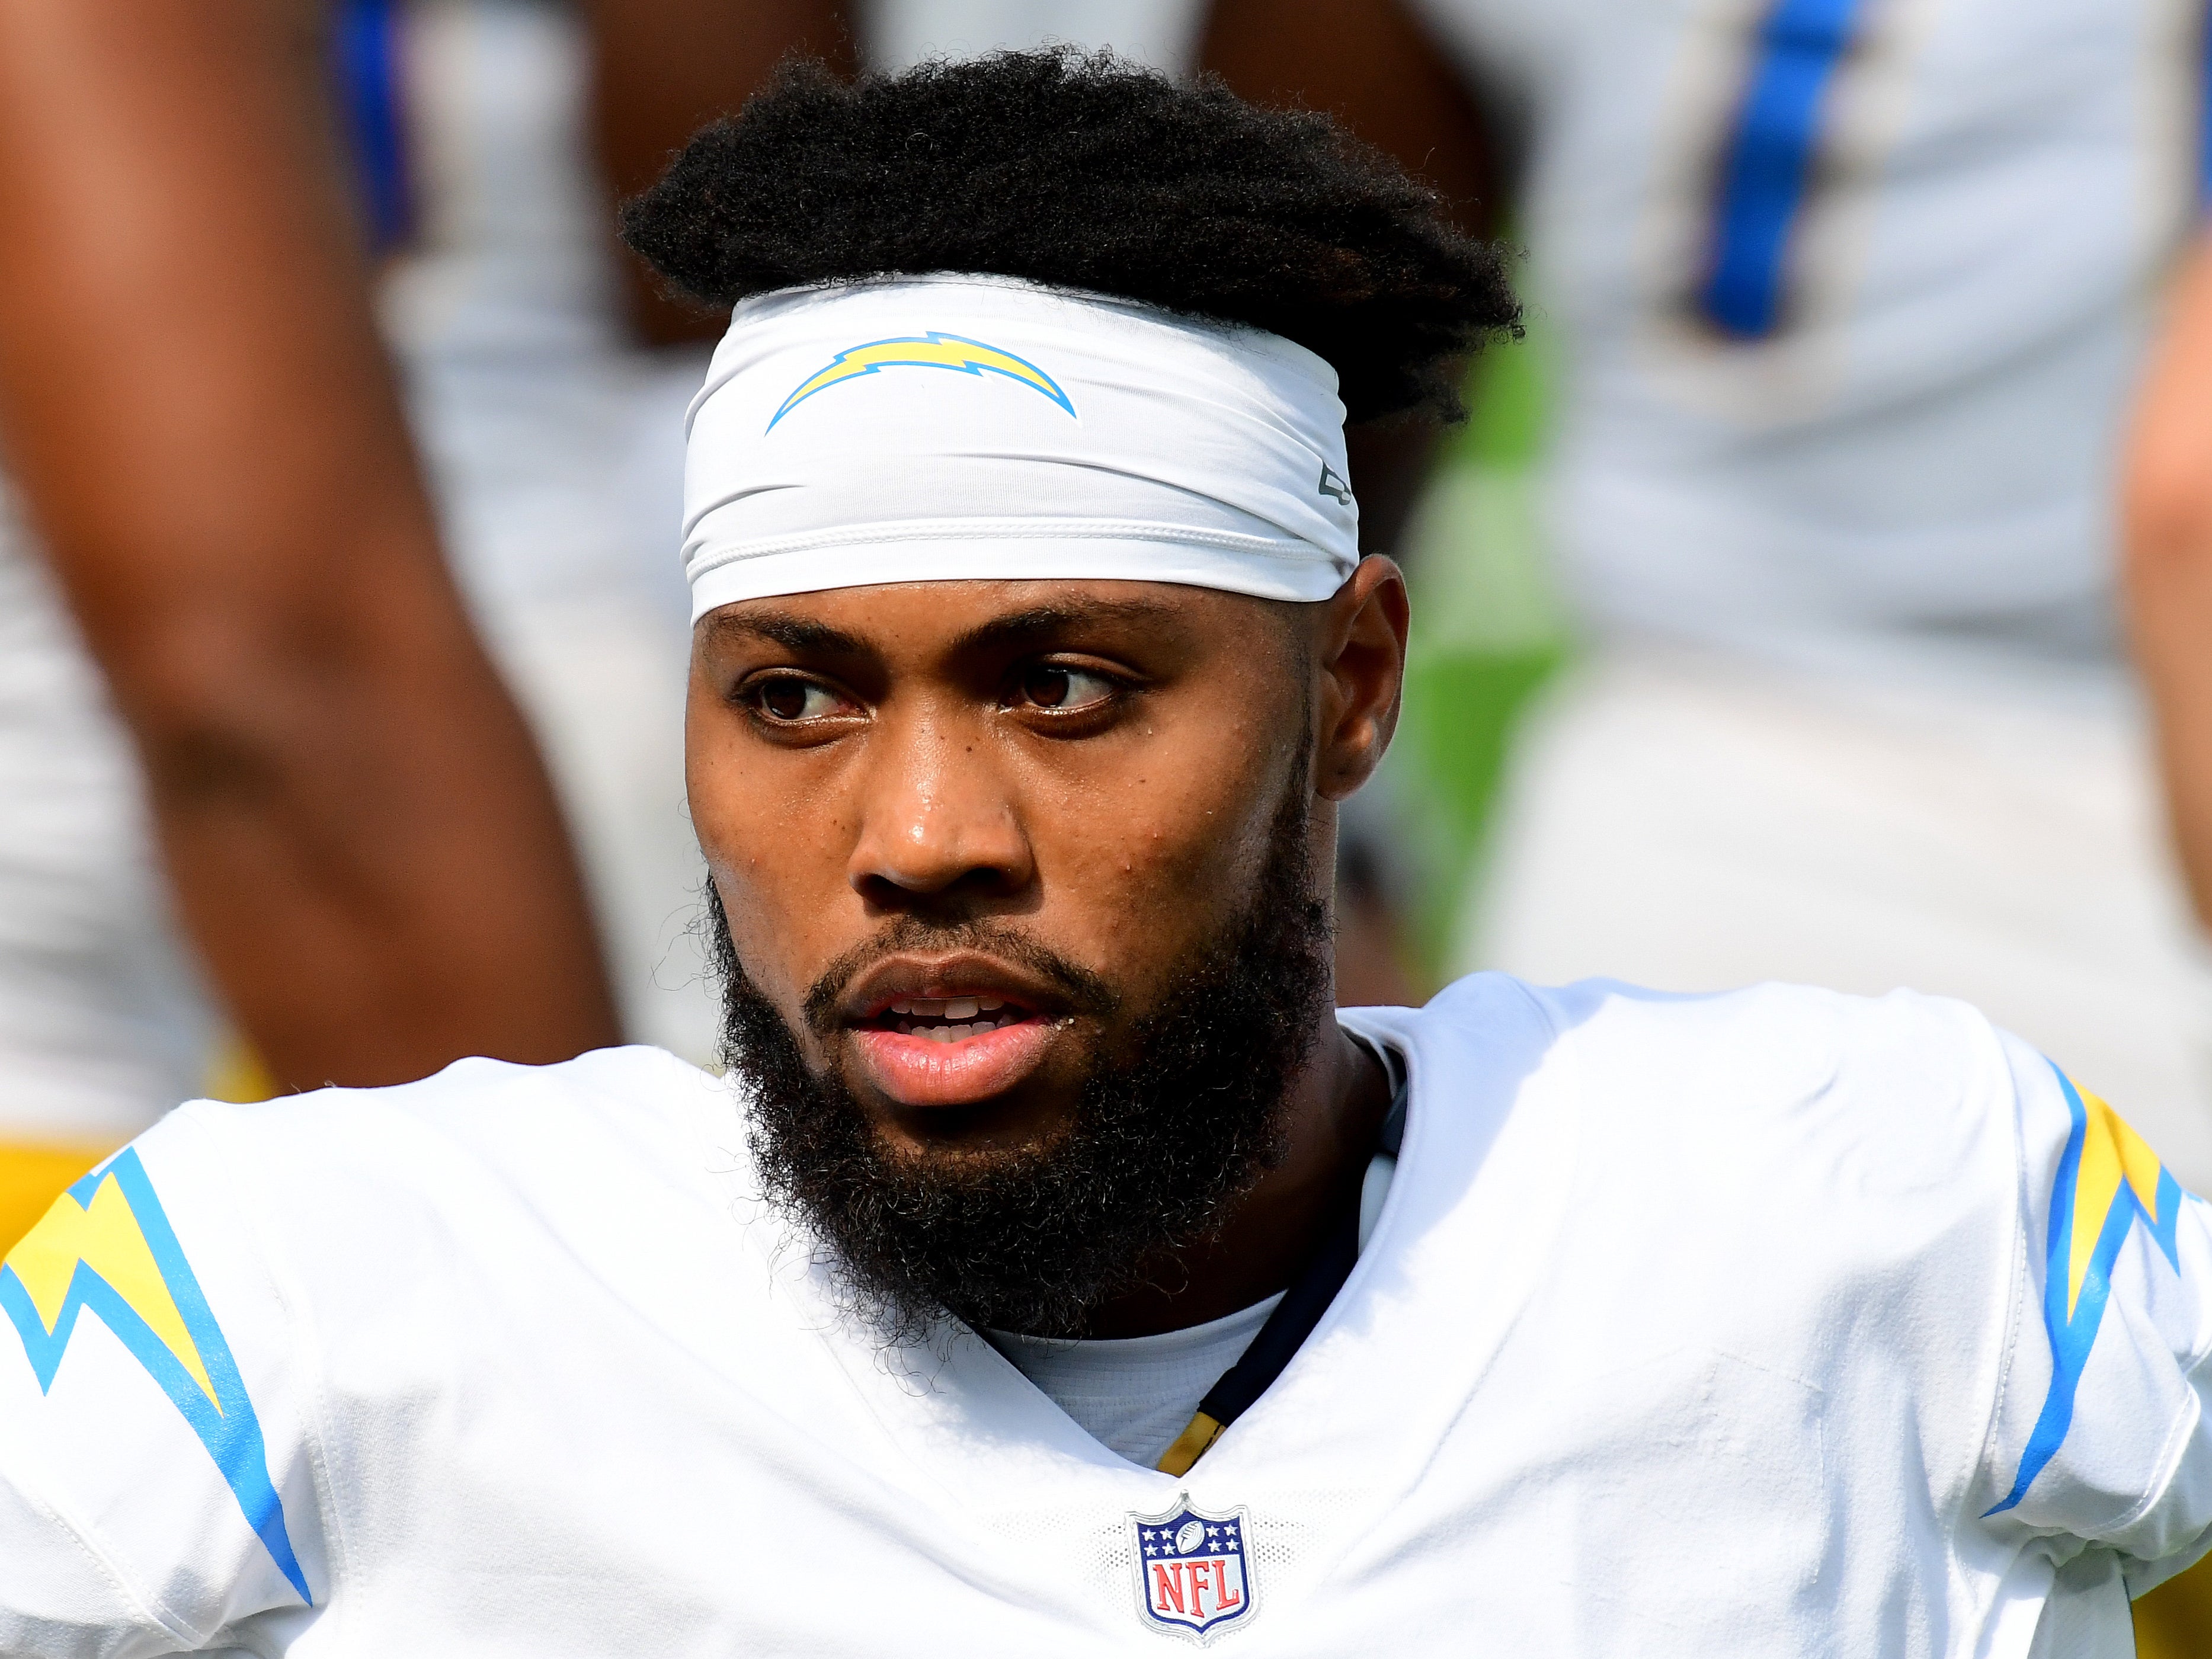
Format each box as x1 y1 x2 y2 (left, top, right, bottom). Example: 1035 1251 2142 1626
0 1107 326 1652
1973 1032 2212 1595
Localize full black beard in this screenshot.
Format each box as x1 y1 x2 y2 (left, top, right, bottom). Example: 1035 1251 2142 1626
705 784 1334 1344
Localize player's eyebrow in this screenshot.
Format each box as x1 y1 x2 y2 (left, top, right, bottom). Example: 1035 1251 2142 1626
949 597 1186 655
702 610 870 655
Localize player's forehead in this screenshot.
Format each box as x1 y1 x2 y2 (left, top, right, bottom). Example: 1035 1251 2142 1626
696 578 1304 662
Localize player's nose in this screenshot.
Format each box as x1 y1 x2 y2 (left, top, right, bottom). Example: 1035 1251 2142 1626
845 716 1034 907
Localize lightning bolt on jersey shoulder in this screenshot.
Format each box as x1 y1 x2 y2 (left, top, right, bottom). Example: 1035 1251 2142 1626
0 1110 321 1632
1974 1039 2212 1566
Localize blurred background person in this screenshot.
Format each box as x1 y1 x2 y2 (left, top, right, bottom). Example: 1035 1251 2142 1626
1376 0 2212 1193
2127 225 2212 1036
1211 0 2212 1194
0 0 624 1250
0 0 847 1256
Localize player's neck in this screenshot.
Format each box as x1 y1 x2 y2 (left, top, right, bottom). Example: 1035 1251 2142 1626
1076 1022 1393 1340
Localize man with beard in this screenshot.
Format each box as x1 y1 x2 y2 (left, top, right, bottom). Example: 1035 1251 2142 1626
3 50 2212 1657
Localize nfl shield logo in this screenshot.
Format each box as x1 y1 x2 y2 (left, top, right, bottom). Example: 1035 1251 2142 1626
1130 1493 1256 1641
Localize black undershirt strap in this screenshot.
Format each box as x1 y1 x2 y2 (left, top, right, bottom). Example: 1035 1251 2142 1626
1154 1078 1406 1475
1196 1194 1361 1429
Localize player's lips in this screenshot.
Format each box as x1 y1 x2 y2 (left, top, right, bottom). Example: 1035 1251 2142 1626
839 955 1072 1107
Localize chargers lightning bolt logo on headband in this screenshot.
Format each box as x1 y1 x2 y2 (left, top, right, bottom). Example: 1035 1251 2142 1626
767 332 1076 431
0 1149 312 1604
1986 1066 2187 1516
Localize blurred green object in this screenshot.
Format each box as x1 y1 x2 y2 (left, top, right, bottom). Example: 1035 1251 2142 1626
1394 309 1571 978
1445 300 1555 472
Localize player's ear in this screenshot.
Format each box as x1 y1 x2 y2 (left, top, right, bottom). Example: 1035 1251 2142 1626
1311 555 1409 802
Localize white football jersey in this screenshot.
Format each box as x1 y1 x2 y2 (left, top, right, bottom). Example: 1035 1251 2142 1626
1409 0 2202 660
4 976 2208 1654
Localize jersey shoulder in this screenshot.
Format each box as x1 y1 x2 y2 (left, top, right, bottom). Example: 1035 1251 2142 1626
1394 972 2022 1244
200 1043 732 1202
1414 969 2009 1130
0 1048 735 1635
1384 976 2032 1494
190 1043 745 1308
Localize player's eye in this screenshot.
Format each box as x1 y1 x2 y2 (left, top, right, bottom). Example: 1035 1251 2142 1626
748 674 847 723
1013 664 1119 713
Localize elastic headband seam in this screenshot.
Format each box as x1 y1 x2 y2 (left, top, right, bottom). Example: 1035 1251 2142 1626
685 523 1340 577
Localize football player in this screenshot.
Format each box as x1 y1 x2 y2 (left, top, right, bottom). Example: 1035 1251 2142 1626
3 54 2208 1654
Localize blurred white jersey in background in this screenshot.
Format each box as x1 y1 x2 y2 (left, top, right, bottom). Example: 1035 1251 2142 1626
1414 0 2198 655
1409 0 2212 1183
858 0 1201 71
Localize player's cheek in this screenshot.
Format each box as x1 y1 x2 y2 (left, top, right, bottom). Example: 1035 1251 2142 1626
687 730 859 1013
1027 726 1278 969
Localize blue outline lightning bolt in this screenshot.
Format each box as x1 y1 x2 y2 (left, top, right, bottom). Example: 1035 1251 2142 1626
767 331 1076 431
1986 1066 2187 1516
0 1149 310 1603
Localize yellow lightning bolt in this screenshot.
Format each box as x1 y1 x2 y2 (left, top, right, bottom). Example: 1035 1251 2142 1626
4 1170 218 1409
768 332 1075 430
2066 1084 2166 1318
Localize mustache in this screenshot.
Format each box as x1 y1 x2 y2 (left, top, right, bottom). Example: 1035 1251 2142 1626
798 915 1123 1040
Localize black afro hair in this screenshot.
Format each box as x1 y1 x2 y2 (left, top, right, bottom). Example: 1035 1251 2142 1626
620 48 1520 425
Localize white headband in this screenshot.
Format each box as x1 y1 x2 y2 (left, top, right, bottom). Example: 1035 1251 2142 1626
681 274 1359 622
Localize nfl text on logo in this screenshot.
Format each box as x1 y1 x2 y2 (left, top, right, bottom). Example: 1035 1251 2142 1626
1131 1495 1255 1642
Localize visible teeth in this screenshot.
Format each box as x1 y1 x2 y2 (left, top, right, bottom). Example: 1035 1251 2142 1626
881 997 1023 1036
